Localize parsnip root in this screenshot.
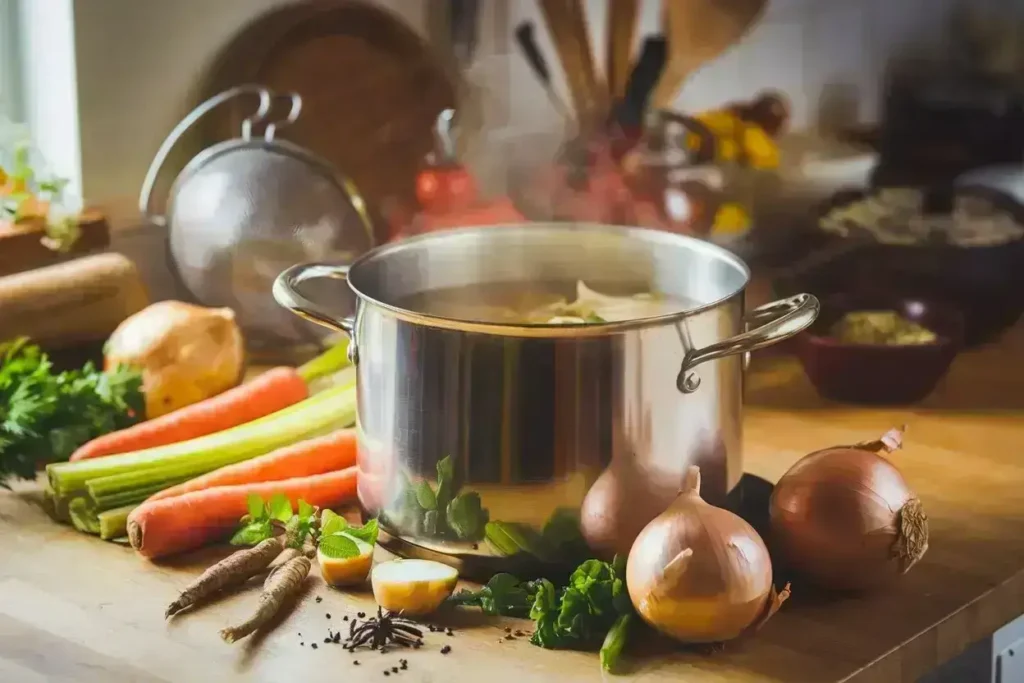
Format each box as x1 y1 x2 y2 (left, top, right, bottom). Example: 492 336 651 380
220 555 312 643
165 538 282 618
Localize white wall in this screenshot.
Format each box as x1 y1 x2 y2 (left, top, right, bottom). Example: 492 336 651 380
501 0 972 136
68 0 430 225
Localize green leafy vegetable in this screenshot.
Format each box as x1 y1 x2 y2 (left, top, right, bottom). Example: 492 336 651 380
318 533 361 559
230 494 319 549
0 338 144 487
447 573 542 618
485 521 553 560
382 455 489 542
446 491 489 541
318 517 380 559
320 508 347 537
447 555 635 674
434 455 455 512
343 518 378 544
267 492 293 523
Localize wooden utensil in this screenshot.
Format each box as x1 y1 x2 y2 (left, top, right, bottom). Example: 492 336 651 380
514 21 574 121
650 0 767 111
537 0 602 126
198 0 455 234
605 0 639 105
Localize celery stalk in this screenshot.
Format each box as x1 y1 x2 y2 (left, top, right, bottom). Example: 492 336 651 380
69 497 100 534
48 382 356 498
297 340 352 384
86 465 201 499
99 505 136 540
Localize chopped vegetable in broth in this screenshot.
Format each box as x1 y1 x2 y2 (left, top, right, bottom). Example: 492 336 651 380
396 281 690 324
829 310 937 346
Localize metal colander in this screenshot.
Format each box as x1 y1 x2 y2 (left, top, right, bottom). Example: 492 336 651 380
140 85 375 362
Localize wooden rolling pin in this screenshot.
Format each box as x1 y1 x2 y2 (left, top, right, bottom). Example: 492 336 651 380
0 252 150 349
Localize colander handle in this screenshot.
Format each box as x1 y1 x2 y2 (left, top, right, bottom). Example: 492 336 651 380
139 85 274 227
273 263 358 364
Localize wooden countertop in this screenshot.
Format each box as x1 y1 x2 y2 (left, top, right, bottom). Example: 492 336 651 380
2 326 1024 682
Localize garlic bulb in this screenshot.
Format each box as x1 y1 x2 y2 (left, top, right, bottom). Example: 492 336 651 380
105 301 244 418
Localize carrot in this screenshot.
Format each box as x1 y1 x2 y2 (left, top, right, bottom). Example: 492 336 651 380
126 467 358 559
69 367 309 462
145 429 357 503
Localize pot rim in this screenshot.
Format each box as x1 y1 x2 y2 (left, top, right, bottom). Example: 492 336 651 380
343 222 752 338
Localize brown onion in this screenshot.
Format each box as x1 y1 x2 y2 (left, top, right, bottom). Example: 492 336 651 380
580 459 681 561
626 466 789 643
769 426 928 592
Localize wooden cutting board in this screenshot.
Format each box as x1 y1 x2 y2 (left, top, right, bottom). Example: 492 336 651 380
198 0 456 235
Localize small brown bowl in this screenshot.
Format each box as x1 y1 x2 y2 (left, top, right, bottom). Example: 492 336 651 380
796 294 965 405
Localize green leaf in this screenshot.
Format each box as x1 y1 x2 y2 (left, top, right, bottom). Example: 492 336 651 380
246 494 266 521
434 455 455 511
343 518 379 545
600 613 633 673
446 573 540 618
267 493 293 523
318 533 360 559
485 521 553 560
230 520 273 546
446 491 488 541
320 509 347 537
413 480 437 511
297 499 315 519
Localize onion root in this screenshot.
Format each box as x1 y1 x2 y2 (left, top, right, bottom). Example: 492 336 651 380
893 498 929 573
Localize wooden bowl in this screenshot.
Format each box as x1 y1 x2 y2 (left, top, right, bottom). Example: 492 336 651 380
796 294 964 405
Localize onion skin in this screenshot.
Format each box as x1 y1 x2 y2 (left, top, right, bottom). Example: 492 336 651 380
626 466 777 644
769 427 929 592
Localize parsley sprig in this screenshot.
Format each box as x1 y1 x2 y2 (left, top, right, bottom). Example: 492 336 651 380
0 338 144 487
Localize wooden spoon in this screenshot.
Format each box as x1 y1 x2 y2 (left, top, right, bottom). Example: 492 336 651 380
605 0 639 105
650 0 768 111
537 0 602 126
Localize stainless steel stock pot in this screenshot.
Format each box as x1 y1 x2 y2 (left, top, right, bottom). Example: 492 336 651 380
274 223 818 577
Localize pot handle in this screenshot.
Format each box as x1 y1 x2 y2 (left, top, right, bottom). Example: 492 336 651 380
676 293 819 393
273 263 358 363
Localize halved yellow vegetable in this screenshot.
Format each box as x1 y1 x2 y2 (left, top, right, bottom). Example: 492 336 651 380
318 540 374 587
370 559 459 616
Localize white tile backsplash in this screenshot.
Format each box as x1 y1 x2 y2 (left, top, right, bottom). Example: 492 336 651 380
499 0 976 134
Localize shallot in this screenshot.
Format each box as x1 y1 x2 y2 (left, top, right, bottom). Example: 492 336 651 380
769 426 928 592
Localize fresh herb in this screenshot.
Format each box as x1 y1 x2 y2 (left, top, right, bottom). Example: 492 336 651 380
382 455 490 543
230 493 320 549
482 508 588 564
448 572 542 618
318 509 380 559
446 556 636 674
0 338 144 487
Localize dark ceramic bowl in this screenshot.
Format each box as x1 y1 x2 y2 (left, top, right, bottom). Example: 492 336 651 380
796 295 965 405
778 186 1024 348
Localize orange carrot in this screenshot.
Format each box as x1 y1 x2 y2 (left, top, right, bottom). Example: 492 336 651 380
145 429 357 503
127 467 358 559
69 367 309 462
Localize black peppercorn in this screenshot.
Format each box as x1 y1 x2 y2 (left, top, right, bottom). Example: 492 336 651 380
440 645 452 655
